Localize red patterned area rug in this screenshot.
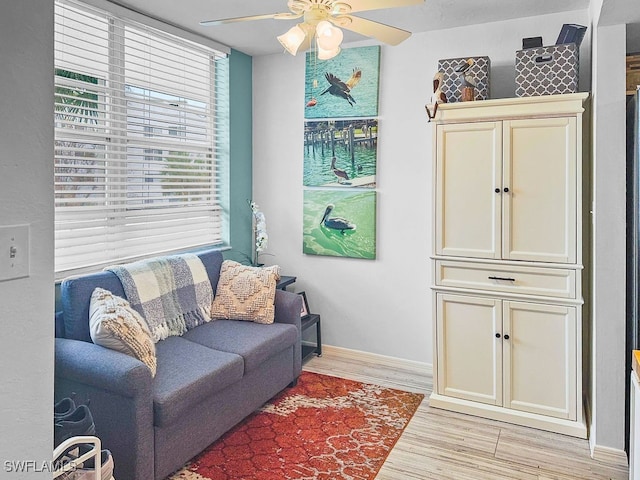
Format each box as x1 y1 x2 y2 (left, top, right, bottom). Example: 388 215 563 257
168 371 424 480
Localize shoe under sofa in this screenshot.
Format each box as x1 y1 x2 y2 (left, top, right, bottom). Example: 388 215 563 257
54 249 302 480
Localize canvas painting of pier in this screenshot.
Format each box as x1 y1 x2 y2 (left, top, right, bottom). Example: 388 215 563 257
304 45 380 119
304 119 377 188
303 189 376 260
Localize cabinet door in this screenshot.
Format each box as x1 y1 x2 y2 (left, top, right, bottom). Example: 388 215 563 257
436 293 502 405
502 301 577 420
502 118 577 263
435 122 502 259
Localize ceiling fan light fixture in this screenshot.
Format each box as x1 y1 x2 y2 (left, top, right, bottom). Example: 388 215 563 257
316 42 341 60
315 20 333 37
277 24 307 55
315 20 343 50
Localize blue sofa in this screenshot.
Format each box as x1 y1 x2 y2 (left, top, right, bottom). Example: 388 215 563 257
54 249 302 480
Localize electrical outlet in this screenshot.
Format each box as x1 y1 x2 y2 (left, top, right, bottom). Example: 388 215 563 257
0 224 30 281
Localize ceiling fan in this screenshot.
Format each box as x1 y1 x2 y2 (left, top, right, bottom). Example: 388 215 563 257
200 0 424 58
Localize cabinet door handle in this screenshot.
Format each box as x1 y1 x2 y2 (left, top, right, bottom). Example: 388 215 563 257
494 187 501 193
503 187 510 193
488 276 516 282
503 334 510 340
495 333 501 338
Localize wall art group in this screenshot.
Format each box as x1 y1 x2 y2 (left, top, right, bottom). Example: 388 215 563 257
302 45 380 260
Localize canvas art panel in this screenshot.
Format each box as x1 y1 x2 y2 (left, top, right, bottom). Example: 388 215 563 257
304 118 377 188
303 189 376 259
304 45 380 119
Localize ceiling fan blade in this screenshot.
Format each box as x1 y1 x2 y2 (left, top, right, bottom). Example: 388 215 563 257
339 0 424 14
335 15 412 46
200 12 301 27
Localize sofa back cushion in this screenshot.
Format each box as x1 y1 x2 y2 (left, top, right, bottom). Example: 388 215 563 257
195 249 224 290
61 249 224 343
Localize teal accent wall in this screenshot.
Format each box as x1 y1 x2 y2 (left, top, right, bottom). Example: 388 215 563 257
225 49 253 264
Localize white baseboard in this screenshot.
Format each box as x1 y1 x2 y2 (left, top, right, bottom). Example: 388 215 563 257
591 443 628 467
321 344 433 376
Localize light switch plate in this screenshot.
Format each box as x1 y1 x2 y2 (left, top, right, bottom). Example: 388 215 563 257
0 224 30 281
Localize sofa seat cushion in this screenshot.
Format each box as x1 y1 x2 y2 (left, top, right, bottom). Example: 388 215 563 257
182 320 297 374
153 336 243 427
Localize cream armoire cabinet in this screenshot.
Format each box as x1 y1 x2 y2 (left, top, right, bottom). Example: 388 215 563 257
430 93 589 438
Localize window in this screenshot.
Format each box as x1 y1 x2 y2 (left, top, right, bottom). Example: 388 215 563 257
54 0 229 276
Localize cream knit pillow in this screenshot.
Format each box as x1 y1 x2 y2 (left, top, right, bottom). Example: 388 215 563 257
89 287 157 377
211 261 281 324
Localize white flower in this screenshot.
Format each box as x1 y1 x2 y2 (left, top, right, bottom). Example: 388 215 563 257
251 202 268 256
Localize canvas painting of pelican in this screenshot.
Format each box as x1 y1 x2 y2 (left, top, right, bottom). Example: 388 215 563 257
305 45 380 119
303 119 377 188
303 189 376 260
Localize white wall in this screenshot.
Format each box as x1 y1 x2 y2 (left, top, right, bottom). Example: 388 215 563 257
590 21 627 455
253 9 591 365
0 1 55 476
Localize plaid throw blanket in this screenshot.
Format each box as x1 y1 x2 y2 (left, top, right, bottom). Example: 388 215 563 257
106 254 214 342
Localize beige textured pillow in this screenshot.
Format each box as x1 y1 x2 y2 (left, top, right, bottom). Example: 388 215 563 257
211 260 281 324
89 287 157 377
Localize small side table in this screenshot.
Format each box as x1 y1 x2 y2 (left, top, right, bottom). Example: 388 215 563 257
301 313 322 362
277 276 296 291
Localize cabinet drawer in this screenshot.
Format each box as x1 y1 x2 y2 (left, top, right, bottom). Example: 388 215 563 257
435 260 577 299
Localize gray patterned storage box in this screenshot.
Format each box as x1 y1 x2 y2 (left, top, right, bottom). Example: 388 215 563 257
437 56 490 103
515 43 579 97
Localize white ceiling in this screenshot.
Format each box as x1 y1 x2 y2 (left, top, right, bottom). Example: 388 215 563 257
110 0 640 55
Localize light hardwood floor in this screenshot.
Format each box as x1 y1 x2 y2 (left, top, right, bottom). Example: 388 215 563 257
303 346 629 480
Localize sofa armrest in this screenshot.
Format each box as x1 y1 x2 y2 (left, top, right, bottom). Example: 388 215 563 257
55 338 154 480
274 289 302 329
274 290 302 378
55 337 153 398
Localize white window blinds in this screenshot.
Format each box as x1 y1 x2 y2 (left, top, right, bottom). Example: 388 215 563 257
54 0 229 276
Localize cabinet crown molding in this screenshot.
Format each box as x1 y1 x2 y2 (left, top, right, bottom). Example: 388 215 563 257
435 93 589 123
